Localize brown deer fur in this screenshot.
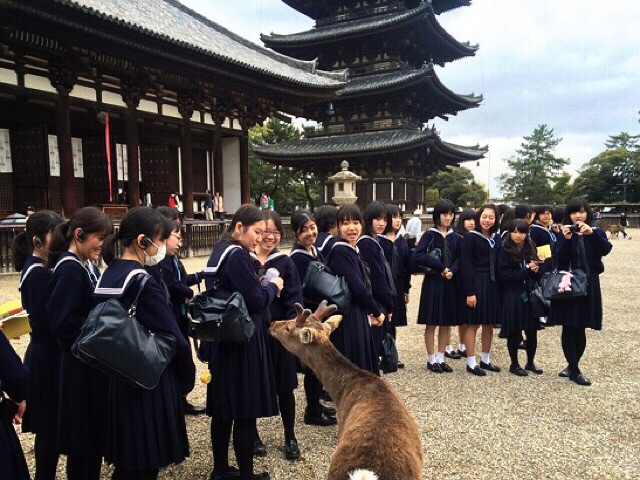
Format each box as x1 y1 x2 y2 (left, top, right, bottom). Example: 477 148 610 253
270 302 423 480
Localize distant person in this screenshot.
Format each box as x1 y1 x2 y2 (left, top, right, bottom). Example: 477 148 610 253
619 211 628 239
214 192 224 220
259 192 269 211
268 196 275 212
26 205 35 216
405 209 423 246
594 209 602 227
204 190 214 221
117 188 127 205
169 192 180 209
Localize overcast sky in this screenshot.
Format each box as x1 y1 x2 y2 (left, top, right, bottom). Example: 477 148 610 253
181 0 640 196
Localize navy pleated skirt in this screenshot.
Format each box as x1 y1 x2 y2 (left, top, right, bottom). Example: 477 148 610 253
105 368 189 470
268 335 299 393
330 303 380 375
391 292 408 327
459 272 501 326
0 409 30 480
500 288 540 333
57 352 108 456
417 275 458 326
206 314 279 421
21 341 60 435
547 273 603 330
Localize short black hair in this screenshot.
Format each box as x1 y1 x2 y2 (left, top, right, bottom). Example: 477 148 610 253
564 197 593 225
336 204 363 226
456 208 476 234
514 204 532 220
314 205 338 233
433 199 456 227
363 201 391 236
474 204 499 235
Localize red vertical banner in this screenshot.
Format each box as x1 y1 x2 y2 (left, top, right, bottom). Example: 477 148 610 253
105 113 113 202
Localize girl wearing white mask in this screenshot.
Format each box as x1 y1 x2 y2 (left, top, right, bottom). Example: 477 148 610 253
95 207 194 479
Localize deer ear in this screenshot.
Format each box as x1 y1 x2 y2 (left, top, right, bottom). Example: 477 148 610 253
322 315 343 335
299 327 316 344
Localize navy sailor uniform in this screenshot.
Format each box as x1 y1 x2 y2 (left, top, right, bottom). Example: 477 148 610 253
315 232 336 257
94 260 192 471
414 228 461 326
530 222 558 273
379 235 411 327
497 250 540 333
204 240 279 420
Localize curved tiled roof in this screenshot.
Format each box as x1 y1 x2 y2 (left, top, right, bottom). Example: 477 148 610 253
337 64 482 116
252 128 487 163
261 2 477 64
49 0 346 88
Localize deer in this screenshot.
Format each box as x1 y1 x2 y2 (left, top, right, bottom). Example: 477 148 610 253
269 301 423 480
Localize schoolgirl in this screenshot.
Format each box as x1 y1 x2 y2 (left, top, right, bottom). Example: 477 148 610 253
460 204 502 376
497 219 543 376
530 205 557 274
0 332 30 480
314 204 338 256
325 204 384 375
289 211 337 428
358 202 395 358
379 205 411 368
96 207 193 479
548 198 612 386
46 206 112 480
414 200 460 373
156 215 204 415
253 211 305 460
12 210 64 480
204 205 283 480
445 208 476 359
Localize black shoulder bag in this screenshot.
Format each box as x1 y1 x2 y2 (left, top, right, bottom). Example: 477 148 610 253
72 274 177 390
540 235 589 303
302 245 352 314
411 235 442 276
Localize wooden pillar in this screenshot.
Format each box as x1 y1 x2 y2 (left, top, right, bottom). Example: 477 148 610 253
213 123 224 195
121 77 146 208
178 92 196 219
240 129 250 205
49 62 77 217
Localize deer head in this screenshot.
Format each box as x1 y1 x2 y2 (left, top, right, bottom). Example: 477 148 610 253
269 300 342 357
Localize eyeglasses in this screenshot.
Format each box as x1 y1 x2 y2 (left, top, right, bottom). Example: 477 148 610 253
263 230 281 237
171 233 183 242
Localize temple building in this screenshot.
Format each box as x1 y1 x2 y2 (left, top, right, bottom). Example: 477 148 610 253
0 0 345 218
254 0 487 211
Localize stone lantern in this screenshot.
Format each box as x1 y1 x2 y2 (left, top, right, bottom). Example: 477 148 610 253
329 161 361 205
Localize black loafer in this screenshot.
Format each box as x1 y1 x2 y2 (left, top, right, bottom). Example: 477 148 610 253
570 373 592 386
558 367 571 378
525 363 543 375
210 467 240 480
321 404 337 416
427 362 443 373
509 365 528 377
283 439 300 460
397 361 405 369
183 399 206 415
253 438 267 457
479 361 501 373
458 349 468 358
445 350 461 360
466 365 486 376
304 411 337 426
439 362 453 373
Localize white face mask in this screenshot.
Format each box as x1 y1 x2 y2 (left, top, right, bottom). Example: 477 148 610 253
144 242 166 266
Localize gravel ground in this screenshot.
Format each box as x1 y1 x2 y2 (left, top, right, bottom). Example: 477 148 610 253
1 230 638 479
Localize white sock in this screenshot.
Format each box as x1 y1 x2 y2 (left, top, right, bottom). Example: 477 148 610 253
428 354 436 365
445 344 454 354
540 316 547 324
436 352 444 364
459 343 466 352
467 356 477 369
481 352 491 364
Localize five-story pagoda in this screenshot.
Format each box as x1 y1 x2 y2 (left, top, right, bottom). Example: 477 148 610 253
253 0 487 211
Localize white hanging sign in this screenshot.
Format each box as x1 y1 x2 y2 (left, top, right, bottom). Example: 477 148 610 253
0 129 11 173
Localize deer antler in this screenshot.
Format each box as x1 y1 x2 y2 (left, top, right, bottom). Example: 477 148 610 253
312 300 338 322
294 303 312 327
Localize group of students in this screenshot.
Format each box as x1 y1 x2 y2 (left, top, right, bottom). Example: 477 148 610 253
0 196 611 480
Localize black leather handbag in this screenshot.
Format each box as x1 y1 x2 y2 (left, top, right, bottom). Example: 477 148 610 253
72 274 177 390
411 236 442 276
380 332 399 374
302 261 352 314
187 288 254 345
528 279 549 317
541 236 589 302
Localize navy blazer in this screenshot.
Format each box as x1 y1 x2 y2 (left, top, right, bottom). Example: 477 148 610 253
556 228 612 274
460 231 502 296
497 249 539 292
253 250 303 321
19 256 54 344
326 240 381 317
414 228 461 278
47 252 100 351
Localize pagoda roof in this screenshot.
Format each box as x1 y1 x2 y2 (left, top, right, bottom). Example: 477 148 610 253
261 2 477 64
251 128 487 165
281 0 472 20
45 0 346 89
336 64 482 118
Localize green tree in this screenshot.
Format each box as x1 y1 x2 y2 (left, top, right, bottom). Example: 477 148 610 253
249 119 321 212
424 165 487 207
571 137 640 203
498 124 570 204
